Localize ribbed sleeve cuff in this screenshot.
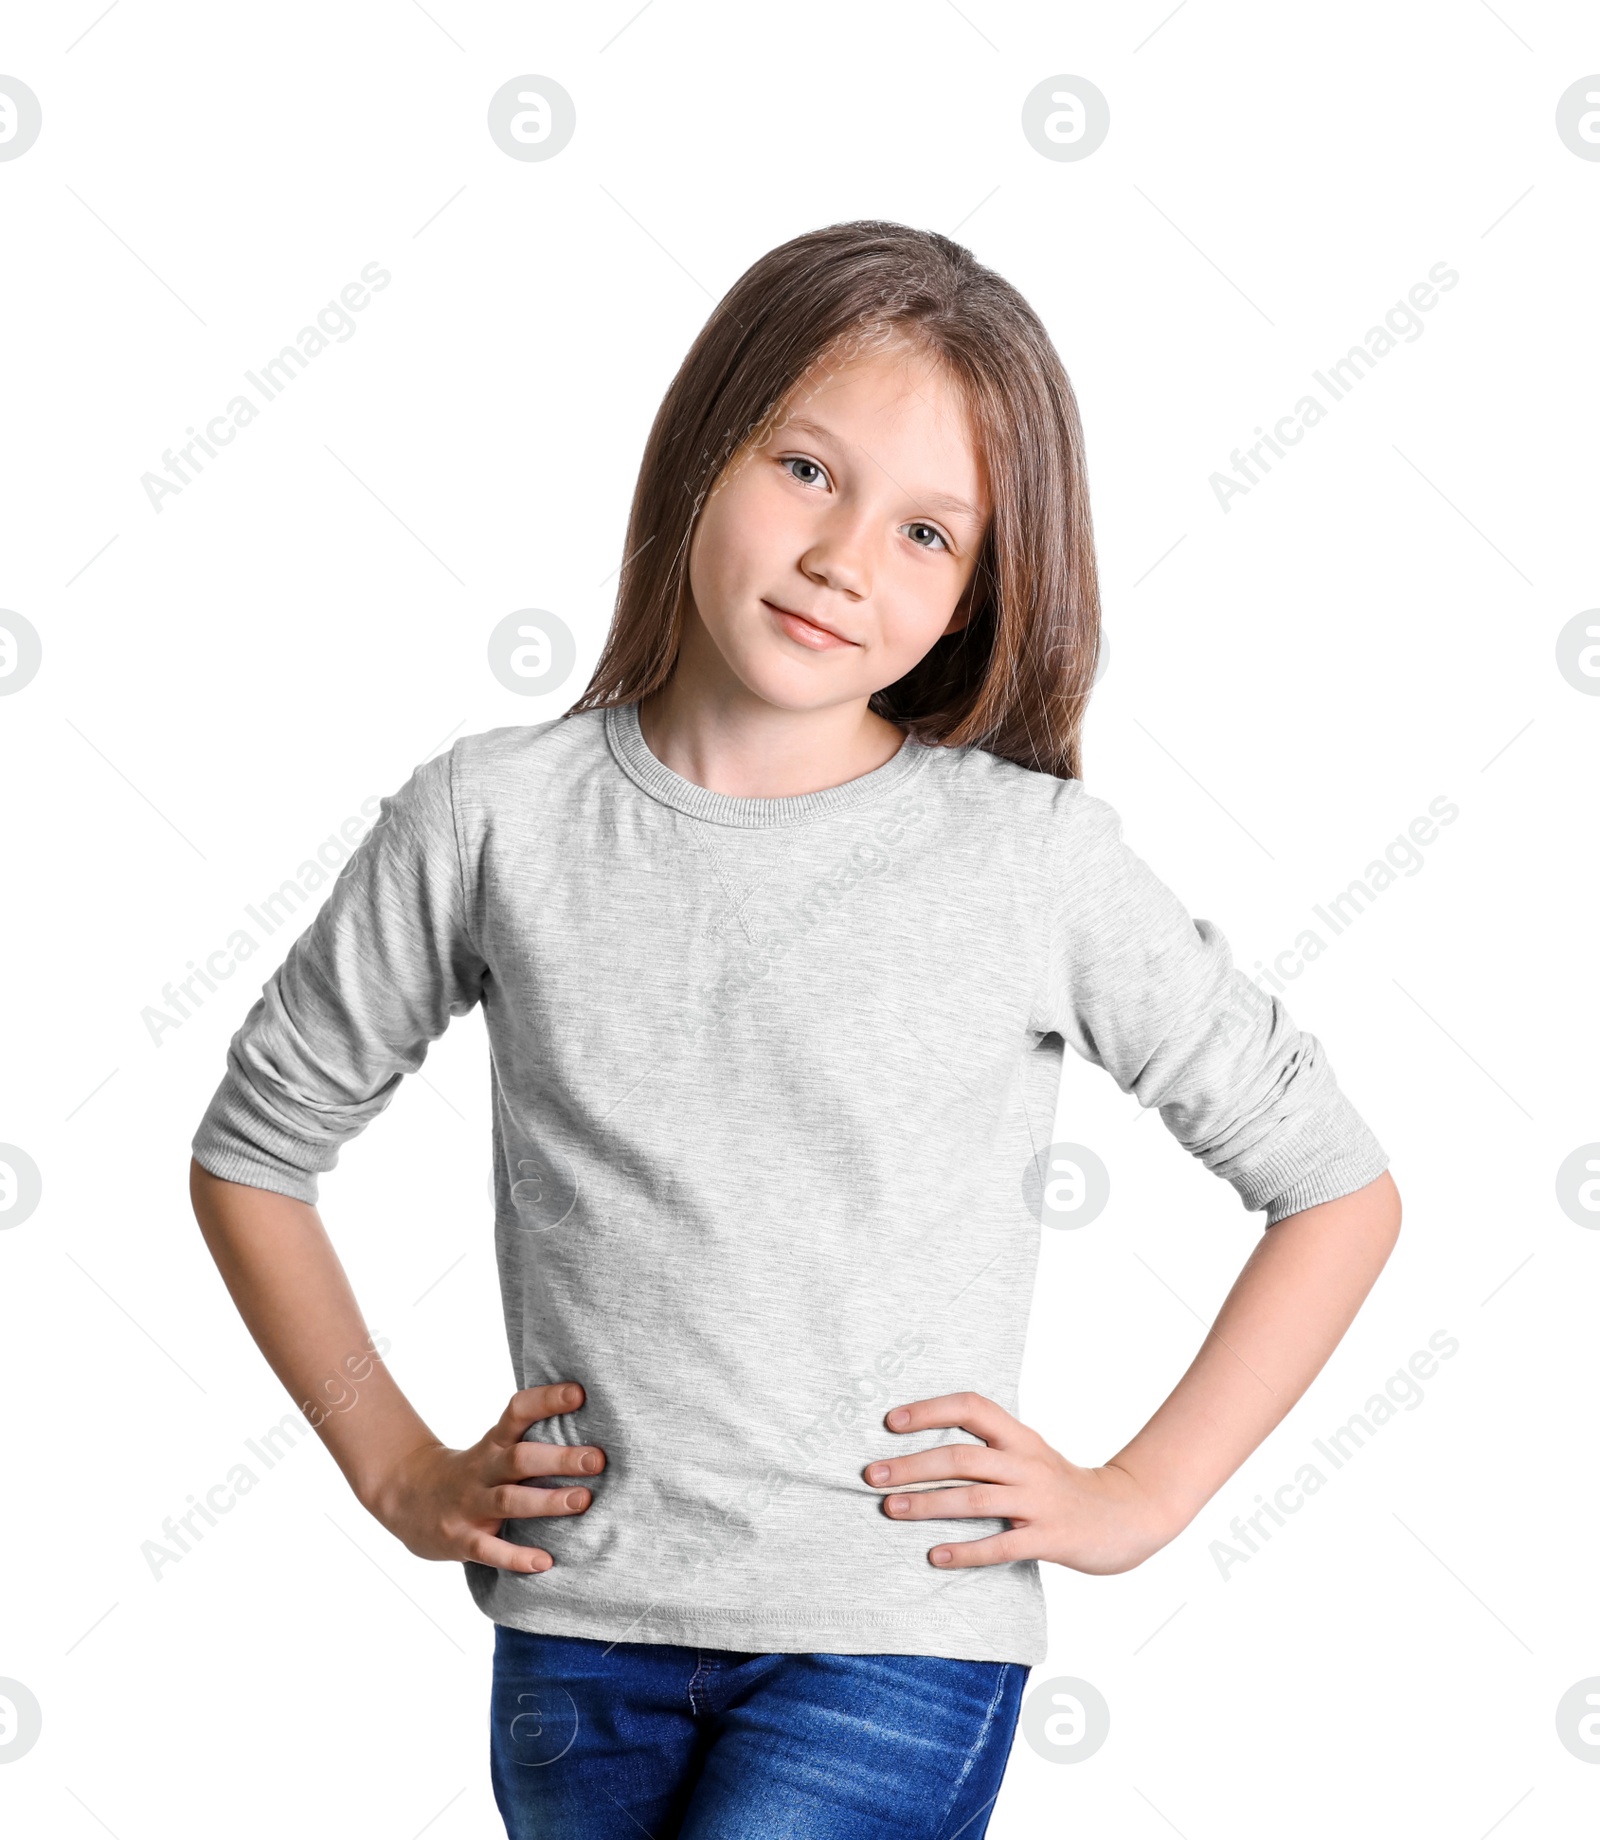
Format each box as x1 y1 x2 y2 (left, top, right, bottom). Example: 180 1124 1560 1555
1261 1142 1391 1225
1225 1077 1390 1224
191 1072 332 1206
190 1137 322 1206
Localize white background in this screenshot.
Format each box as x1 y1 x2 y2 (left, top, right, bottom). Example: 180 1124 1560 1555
2 2 1596 1833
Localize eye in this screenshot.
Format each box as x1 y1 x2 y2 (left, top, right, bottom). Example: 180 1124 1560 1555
903 520 951 552
778 455 829 489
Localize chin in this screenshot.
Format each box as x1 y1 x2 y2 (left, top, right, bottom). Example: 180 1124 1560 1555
748 668 867 719
700 630 833 708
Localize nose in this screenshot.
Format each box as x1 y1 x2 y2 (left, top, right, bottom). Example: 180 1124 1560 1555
799 506 874 600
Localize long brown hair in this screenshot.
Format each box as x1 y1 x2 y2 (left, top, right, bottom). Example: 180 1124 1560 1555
566 219 1101 781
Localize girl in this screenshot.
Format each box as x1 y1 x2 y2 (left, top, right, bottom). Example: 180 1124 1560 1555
190 220 1400 1838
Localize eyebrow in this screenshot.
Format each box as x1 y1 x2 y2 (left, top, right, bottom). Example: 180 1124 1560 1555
775 414 986 528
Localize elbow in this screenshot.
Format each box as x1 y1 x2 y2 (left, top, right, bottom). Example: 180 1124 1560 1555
1378 1168 1402 1240
1266 1166 1401 1240
1361 1166 1401 1228
1343 1167 1402 1252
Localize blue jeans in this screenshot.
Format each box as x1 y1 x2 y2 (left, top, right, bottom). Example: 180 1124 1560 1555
489 1624 1030 1838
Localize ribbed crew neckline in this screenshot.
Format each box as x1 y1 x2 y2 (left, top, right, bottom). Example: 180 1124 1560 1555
604 699 932 829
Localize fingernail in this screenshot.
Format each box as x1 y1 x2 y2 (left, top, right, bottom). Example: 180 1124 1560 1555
931 1548 952 1565
565 1489 587 1508
866 1463 889 1483
887 1496 909 1514
580 1451 601 1473
887 1408 910 1428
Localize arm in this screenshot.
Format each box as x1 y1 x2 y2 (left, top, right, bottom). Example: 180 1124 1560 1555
187 750 603 1571
189 1158 598 1570
188 1157 436 1509
1104 1167 1402 1542
867 1170 1401 1573
861 782 1399 1569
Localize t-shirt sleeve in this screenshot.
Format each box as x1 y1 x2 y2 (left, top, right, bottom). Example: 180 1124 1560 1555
190 746 487 1206
1032 781 1389 1225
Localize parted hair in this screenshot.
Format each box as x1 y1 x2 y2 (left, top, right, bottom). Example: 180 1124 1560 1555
566 218 1101 781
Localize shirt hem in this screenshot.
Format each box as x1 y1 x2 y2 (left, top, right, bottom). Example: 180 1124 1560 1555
465 1569 1046 1665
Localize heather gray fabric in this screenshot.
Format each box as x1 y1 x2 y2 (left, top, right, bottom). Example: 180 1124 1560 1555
191 702 1388 1664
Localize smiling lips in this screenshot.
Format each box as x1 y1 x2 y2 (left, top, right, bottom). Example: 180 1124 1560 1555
763 599 858 650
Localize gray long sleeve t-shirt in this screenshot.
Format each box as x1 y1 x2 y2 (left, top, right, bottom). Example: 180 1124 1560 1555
191 701 1389 1664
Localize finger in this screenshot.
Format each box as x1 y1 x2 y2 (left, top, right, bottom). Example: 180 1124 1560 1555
501 1440 606 1483
492 1383 585 1448
881 1483 1016 1523
863 1445 1022 1491
883 1391 1023 1449
458 1528 557 1573
926 1529 1032 1569
488 1481 595 1519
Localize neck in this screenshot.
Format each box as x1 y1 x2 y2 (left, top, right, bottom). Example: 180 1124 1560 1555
636 634 906 800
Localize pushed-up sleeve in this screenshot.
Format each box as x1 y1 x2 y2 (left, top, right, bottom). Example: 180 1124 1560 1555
1032 782 1389 1225
190 747 487 1206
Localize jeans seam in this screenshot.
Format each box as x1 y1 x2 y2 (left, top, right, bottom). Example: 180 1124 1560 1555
687 1648 712 1717
931 1662 1014 1840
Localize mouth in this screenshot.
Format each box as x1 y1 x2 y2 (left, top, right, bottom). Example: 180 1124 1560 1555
762 599 858 650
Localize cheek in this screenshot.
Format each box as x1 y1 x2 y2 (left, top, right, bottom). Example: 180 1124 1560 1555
693 478 766 602
876 575 964 656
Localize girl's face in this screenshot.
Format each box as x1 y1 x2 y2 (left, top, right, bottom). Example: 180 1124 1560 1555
683 341 992 714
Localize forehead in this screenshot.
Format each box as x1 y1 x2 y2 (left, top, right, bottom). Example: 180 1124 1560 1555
768 348 988 519
784 338 968 427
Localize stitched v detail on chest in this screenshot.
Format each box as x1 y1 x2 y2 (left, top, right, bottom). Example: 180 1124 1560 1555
679 823 768 950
